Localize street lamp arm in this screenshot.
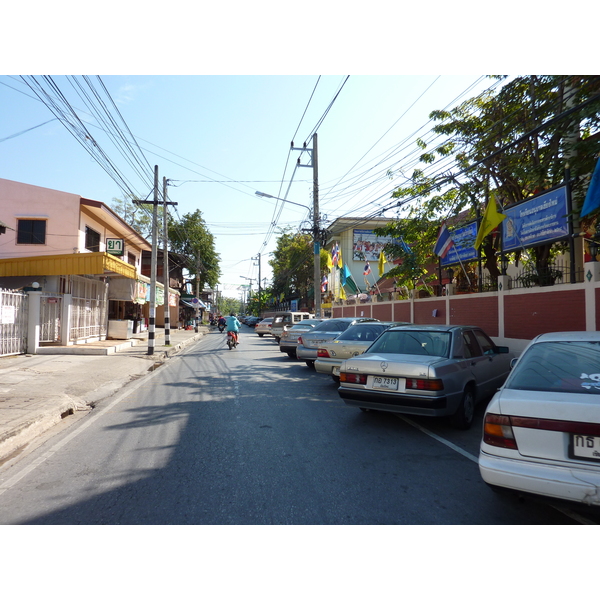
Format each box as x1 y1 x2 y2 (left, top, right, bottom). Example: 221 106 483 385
255 191 309 210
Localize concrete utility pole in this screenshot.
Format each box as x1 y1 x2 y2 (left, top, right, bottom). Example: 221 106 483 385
294 133 321 317
148 166 159 355
162 177 177 345
134 166 176 355
255 253 262 316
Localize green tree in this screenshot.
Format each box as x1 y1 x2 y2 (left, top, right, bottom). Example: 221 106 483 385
168 209 221 291
110 194 155 238
269 229 329 307
219 296 241 316
383 76 600 278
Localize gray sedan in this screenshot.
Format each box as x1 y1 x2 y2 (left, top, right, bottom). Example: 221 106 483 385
296 317 379 369
337 324 514 429
279 320 326 358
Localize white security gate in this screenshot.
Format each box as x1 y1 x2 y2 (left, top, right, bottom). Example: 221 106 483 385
70 276 108 342
40 294 63 343
0 288 28 356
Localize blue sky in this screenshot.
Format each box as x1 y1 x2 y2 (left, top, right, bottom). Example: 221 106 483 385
1 5 589 301
0 74 503 296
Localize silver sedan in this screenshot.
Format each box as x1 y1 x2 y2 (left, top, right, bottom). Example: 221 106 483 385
279 320 325 358
315 321 409 382
338 324 514 429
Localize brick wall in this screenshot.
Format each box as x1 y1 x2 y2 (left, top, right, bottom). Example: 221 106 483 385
505 289 585 339
449 295 499 336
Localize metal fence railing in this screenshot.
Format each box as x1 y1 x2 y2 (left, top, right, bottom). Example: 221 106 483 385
0 288 28 356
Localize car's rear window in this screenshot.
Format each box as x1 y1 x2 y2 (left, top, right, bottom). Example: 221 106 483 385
506 341 600 394
312 320 349 332
367 330 450 357
336 325 387 342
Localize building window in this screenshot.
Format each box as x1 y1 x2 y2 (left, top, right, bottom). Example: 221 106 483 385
85 226 101 252
17 219 46 244
127 252 136 266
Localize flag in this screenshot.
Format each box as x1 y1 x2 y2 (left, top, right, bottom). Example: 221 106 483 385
339 285 346 300
326 251 333 271
337 247 343 269
474 199 506 249
433 223 454 258
331 242 339 267
321 275 328 293
363 261 371 276
378 251 387 277
581 157 600 217
399 236 413 255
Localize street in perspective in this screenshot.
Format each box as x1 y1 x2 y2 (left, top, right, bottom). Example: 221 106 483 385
0 324 596 525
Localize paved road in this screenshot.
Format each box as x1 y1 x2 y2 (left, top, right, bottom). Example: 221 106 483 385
0 326 593 524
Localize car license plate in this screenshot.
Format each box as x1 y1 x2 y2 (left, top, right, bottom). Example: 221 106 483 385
332 366 340 376
371 376 399 391
570 434 600 462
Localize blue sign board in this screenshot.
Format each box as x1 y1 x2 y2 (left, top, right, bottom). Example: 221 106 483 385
440 221 478 267
502 186 569 251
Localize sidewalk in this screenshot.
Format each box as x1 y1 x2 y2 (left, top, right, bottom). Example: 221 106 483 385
0 326 210 465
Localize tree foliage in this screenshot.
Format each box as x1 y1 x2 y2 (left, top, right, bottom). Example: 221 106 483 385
269 229 329 306
110 194 155 238
168 209 220 290
379 76 600 278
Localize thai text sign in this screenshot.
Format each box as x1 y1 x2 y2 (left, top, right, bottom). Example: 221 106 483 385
502 186 569 251
440 222 478 267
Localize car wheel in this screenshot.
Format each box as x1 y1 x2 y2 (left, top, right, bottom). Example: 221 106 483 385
451 385 476 430
258 333 264 337
286 352 296 359
305 360 315 369
331 374 340 384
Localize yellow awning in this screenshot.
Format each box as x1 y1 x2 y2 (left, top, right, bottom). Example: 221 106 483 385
0 252 137 279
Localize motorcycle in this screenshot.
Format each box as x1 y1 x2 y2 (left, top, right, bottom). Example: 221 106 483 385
218 323 225 333
226 331 238 350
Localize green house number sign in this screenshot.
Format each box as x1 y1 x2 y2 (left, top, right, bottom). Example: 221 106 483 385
106 238 124 256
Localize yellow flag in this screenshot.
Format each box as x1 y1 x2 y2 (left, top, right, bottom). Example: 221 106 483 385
339 285 346 300
338 247 343 269
327 251 333 271
474 199 506 249
378 251 387 277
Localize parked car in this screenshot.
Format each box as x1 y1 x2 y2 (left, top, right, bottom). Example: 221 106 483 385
279 319 326 358
255 317 274 337
337 324 513 429
245 316 260 327
270 311 315 342
479 331 600 509
297 318 379 369
315 321 410 382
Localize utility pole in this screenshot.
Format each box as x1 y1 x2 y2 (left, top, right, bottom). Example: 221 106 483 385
294 133 321 317
255 253 262 316
162 177 177 345
134 166 177 355
148 166 159 355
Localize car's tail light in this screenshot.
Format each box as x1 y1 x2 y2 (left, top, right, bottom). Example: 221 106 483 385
317 348 330 358
405 378 444 391
483 413 518 450
298 336 303 345
340 372 368 384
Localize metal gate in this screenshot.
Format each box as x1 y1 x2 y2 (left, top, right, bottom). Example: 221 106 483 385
70 276 108 342
40 293 63 343
0 288 28 356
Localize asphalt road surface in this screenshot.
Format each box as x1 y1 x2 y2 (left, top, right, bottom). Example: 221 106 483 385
0 325 596 525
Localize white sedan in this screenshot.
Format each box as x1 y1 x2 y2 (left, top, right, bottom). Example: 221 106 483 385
479 331 600 509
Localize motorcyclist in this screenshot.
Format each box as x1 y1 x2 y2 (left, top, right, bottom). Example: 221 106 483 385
217 315 227 333
225 312 241 344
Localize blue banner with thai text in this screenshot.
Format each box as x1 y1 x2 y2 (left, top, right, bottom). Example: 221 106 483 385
502 186 569 251
440 221 478 267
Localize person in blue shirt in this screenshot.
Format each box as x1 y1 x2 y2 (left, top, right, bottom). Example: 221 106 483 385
225 312 241 344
